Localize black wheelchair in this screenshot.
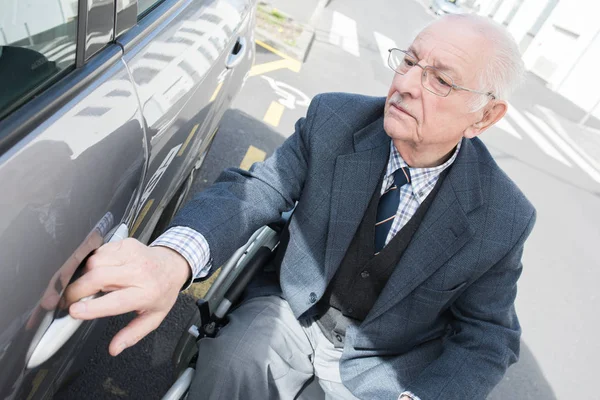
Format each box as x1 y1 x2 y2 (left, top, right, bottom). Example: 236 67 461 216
161 211 322 399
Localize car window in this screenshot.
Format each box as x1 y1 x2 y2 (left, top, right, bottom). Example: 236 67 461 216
0 0 78 120
138 0 164 17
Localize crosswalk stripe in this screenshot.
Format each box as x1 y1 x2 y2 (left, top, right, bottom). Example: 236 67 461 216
329 11 360 57
373 32 397 68
507 104 572 167
527 111 600 183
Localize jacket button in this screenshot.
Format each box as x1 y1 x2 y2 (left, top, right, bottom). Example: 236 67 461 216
335 334 343 342
309 292 317 303
360 270 370 278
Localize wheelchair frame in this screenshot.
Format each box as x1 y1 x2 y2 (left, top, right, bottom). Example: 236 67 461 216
162 218 286 400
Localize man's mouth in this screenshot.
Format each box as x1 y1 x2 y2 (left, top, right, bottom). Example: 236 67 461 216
390 102 414 119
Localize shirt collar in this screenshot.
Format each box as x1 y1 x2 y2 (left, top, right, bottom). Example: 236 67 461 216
386 140 462 203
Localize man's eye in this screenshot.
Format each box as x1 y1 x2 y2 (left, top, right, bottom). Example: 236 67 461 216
404 58 415 66
437 76 451 87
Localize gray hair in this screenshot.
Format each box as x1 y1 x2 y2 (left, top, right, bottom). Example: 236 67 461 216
420 14 525 111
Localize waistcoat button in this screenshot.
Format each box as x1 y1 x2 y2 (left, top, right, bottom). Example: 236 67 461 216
309 292 317 303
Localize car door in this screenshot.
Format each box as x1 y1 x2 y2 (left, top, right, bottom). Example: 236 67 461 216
117 0 256 243
0 0 145 398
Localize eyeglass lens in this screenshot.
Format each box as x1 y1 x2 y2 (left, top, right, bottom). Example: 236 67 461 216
388 49 454 96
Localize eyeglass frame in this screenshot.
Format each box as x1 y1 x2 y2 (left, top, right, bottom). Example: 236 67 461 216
387 48 496 100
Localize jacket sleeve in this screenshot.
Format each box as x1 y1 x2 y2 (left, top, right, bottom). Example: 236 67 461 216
404 209 536 399
169 95 322 269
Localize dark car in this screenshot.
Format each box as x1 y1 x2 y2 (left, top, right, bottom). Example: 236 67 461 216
0 0 256 397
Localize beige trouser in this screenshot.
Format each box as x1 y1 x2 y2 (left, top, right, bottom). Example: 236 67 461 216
188 295 360 400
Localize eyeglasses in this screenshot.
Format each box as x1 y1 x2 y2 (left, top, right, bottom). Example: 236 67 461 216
387 48 496 100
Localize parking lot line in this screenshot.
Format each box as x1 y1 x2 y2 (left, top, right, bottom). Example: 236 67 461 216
263 101 285 127
249 58 301 77
210 82 223 102
255 39 299 63
131 199 154 237
240 145 267 170
178 123 199 156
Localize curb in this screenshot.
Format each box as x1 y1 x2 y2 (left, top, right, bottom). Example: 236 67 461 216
255 24 315 63
254 0 328 63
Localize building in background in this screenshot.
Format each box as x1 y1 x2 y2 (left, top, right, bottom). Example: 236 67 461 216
472 0 600 126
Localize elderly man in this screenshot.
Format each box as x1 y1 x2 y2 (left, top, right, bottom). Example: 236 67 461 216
66 14 536 400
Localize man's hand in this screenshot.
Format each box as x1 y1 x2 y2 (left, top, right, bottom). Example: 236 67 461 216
64 238 191 356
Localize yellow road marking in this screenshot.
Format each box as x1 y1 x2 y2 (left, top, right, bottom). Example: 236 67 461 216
210 82 223 102
185 267 221 299
249 58 301 77
240 145 267 170
177 124 199 157
26 369 48 400
131 199 154 237
263 101 285 127
256 39 299 62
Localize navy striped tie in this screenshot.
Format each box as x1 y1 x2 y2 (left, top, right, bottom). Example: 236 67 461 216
374 167 410 254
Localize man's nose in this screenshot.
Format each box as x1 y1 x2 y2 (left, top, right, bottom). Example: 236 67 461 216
398 65 422 98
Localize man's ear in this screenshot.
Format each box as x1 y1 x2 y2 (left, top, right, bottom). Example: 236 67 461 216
464 100 508 139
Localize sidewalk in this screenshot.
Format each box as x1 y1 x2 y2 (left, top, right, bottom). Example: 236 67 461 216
507 71 600 177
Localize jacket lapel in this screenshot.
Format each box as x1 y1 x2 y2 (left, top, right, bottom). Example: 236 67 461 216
363 138 484 324
323 117 390 282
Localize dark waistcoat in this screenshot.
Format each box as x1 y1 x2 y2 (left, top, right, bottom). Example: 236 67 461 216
315 169 448 347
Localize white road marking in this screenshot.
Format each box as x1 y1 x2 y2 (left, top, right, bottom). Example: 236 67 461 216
373 32 397 68
260 76 311 110
527 111 600 183
507 104 572 167
495 118 523 139
537 106 600 173
329 11 360 57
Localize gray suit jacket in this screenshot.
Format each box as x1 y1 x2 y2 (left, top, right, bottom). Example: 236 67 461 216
172 93 536 399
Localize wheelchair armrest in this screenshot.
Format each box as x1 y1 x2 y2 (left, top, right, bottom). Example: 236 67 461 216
172 225 280 378
215 246 275 319
267 208 295 233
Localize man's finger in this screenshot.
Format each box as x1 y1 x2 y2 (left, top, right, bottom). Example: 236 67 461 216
64 264 139 305
83 243 128 272
69 286 142 320
108 312 164 356
92 237 124 255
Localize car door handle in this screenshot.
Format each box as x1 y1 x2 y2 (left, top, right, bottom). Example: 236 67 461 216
225 37 247 69
26 223 129 369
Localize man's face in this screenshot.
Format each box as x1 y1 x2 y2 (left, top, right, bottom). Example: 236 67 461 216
383 20 491 156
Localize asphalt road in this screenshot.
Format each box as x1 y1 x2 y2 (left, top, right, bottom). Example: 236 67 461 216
58 0 600 399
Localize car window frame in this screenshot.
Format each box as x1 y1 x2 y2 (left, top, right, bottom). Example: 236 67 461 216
0 0 134 153
137 0 168 20
0 0 126 123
